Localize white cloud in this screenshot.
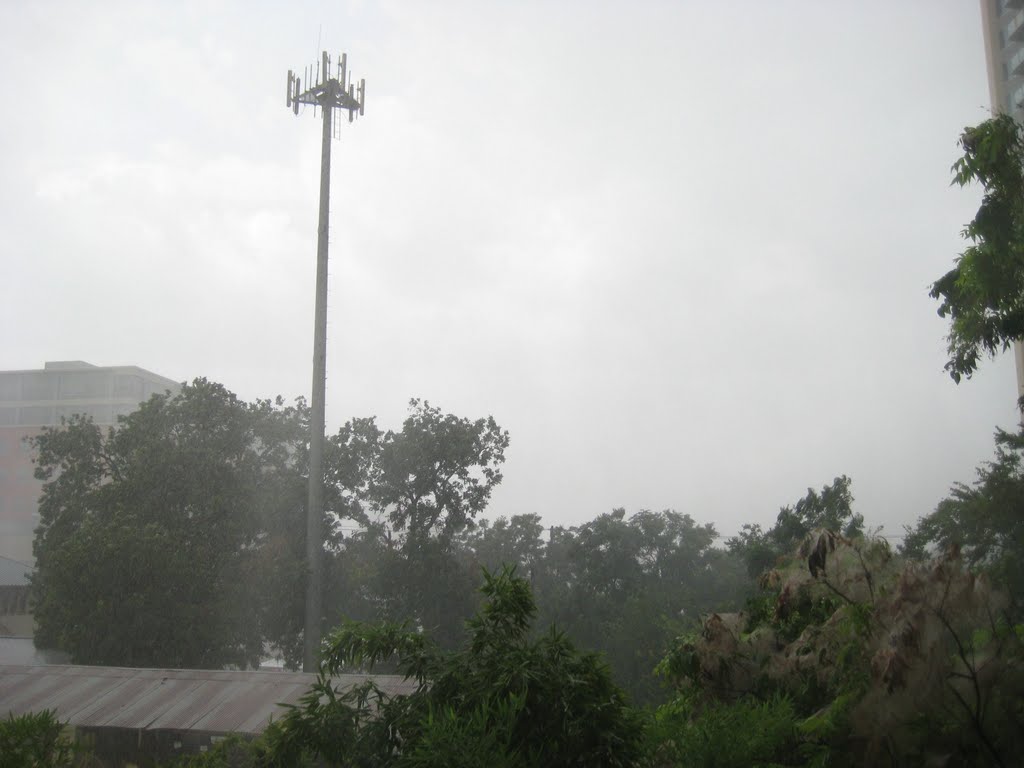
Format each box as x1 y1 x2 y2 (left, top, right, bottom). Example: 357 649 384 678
0 0 1014 541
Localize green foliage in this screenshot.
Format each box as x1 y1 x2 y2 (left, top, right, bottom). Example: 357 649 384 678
395 699 525 768
0 710 78 768
251 567 645 768
530 508 748 705
321 400 510 654
355 398 510 551
172 734 268 768
654 530 1024 767
459 513 546 574
31 380 313 668
647 692 810 768
29 383 510 671
728 476 862 579
903 427 1024 605
931 114 1024 381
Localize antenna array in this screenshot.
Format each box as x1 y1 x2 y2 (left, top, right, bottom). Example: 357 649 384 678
283 49 367 673
287 51 366 129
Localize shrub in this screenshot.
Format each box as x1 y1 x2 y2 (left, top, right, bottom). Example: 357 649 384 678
0 710 78 768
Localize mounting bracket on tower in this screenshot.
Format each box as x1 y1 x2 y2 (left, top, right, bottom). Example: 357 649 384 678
287 51 366 126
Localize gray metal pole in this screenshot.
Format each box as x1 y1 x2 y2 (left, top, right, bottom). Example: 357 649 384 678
304 95 332 673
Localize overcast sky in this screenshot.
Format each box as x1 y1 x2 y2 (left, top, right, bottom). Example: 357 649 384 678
1 1 1017 541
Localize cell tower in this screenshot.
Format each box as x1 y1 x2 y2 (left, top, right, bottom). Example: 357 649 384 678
286 51 366 673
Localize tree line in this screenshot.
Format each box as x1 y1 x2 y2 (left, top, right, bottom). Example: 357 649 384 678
23 114 1024 765
29 380 748 703
30 376 1022 709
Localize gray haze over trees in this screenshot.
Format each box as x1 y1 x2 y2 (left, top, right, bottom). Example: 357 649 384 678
0 2 1018 542
8 1 1024 763
30 382 748 702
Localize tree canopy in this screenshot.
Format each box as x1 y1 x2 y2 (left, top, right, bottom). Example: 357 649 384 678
656 531 1024 767
31 379 311 668
727 476 863 579
257 567 645 768
931 114 1024 381
29 382 510 670
903 427 1024 606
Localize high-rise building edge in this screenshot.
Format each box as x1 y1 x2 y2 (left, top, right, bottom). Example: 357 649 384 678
0 361 180 564
979 0 1024 405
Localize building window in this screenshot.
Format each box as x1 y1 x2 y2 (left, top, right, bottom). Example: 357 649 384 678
17 406 55 426
21 374 56 401
59 373 109 400
114 375 144 399
0 375 20 402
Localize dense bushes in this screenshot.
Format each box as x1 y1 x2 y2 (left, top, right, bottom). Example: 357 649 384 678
179 533 1023 768
654 531 1024 767
0 710 79 768
185 567 643 768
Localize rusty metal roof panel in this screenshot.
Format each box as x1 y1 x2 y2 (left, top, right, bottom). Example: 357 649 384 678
0 665 417 735
70 673 164 728
146 678 241 731
102 676 203 729
13 669 128 723
0 666 124 719
191 679 287 734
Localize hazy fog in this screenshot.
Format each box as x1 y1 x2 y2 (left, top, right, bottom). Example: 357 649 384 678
0 1 1015 540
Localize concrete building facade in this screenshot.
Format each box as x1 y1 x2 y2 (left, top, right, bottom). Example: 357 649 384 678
979 0 1024 404
0 361 179 564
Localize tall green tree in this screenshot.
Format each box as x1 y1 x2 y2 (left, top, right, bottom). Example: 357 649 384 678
903 427 1024 604
30 380 313 668
457 513 546 577
358 398 510 552
931 114 1024 381
533 508 745 705
322 400 510 650
31 384 511 669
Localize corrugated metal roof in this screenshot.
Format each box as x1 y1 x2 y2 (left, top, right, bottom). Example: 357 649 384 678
0 664 417 734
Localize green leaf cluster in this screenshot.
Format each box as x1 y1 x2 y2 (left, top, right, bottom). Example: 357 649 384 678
190 567 644 768
0 710 79 768
931 113 1024 381
30 380 310 668
653 531 1024 767
903 427 1024 606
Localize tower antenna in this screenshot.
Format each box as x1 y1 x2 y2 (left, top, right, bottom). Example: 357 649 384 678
285 50 366 673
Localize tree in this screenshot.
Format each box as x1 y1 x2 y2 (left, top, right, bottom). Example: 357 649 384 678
655 531 1024 767
903 427 1024 605
532 508 745 705
30 382 509 670
321 399 510 651
457 513 547 576
356 398 510 551
220 567 645 768
30 380 313 668
728 476 863 579
0 711 80 768
931 114 1024 381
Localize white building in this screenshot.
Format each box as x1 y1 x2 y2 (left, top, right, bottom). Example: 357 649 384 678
0 361 180 564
